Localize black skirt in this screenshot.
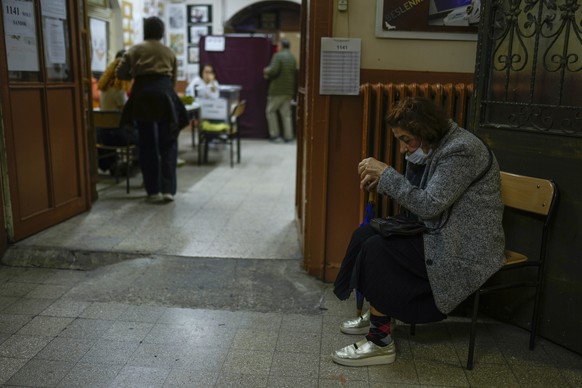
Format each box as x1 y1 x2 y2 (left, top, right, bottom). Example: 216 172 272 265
333 224 446 324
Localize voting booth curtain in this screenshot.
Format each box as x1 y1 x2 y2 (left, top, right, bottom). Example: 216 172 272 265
199 35 272 138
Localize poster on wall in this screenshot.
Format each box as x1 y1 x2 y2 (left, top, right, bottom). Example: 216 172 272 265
169 33 185 55
143 0 164 17
3 0 40 71
168 4 185 29
90 18 107 72
375 0 478 40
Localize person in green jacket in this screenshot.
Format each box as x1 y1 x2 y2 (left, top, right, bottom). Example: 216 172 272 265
263 39 297 142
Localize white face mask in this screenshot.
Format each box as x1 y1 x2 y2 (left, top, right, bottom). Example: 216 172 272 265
405 146 431 165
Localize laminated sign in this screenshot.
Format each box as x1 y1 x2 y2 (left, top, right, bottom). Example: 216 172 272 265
319 38 361 96
199 98 229 121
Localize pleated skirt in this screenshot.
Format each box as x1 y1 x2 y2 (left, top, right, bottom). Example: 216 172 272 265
334 224 446 324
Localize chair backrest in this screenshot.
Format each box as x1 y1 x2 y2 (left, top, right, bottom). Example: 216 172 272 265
500 172 557 216
231 100 246 119
93 110 122 129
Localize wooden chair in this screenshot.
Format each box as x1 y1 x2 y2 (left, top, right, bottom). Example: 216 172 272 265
198 100 246 168
410 171 558 370
93 110 138 193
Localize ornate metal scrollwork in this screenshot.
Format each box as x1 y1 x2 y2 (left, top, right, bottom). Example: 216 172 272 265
480 0 582 136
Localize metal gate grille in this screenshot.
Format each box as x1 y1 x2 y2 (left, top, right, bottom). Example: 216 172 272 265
474 0 582 137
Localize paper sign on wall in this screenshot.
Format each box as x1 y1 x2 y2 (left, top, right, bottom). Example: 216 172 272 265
205 36 225 52
319 38 361 96
3 0 40 71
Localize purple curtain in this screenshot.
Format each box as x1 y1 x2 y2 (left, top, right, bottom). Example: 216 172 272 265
199 36 273 138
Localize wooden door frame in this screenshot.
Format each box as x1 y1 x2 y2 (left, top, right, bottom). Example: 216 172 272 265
297 0 333 278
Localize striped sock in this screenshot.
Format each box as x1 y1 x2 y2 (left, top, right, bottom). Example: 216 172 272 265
366 314 392 347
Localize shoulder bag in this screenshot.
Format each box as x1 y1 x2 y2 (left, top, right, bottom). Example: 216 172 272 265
370 143 493 238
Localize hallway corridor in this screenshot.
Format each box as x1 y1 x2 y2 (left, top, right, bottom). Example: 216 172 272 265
1 134 581 387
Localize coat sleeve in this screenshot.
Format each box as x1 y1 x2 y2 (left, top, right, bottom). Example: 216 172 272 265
116 51 132 80
264 54 281 79
377 141 487 220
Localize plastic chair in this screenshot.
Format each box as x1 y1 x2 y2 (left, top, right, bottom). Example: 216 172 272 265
198 100 246 167
410 171 558 370
93 110 138 193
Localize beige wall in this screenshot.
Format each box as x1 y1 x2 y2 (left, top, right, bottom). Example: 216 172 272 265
332 0 477 73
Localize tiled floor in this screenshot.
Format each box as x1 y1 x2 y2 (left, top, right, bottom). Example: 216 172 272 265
1 131 581 387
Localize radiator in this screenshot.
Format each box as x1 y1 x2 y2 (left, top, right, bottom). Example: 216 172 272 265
359 82 474 218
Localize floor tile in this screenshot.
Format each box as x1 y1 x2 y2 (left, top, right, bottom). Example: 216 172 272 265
58 318 114 339
101 320 154 342
414 359 469 386
79 302 130 320
269 351 320 379
2 297 54 315
162 368 219 387
57 362 123 388
221 349 273 375
0 335 52 359
214 372 268 387
17 315 74 337
0 357 27 385
6 358 74 386
0 314 33 334
79 339 140 365
34 337 95 362
110 365 171 388
41 300 91 318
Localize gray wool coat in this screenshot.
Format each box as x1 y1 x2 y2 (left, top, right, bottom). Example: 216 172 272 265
377 122 505 314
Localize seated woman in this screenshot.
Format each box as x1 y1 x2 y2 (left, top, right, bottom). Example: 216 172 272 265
331 97 505 367
96 50 136 174
185 63 220 99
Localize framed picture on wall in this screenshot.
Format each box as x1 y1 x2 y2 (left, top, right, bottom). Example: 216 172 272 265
188 5 211 24
188 25 211 45
375 0 478 40
187 46 199 64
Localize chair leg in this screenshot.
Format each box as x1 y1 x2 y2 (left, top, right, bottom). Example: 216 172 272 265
410 324 416 336
529 283 542 350
230 138 234 168
198 136 203 166
467 292 481 370
237 136 241 163
204 140 209 163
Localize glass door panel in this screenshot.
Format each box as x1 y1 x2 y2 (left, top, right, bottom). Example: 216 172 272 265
3 0 41 81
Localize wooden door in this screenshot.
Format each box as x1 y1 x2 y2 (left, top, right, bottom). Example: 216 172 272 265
0 0 90 241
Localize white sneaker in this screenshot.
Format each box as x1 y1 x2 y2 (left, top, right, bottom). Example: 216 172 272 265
145 193 162 203
340 310 370 335
331 339 396 367
162 193 174 202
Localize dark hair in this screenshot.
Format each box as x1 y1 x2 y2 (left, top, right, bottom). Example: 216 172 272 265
280 38 290 49
115 49 125 59
385 97 450 145
143 17 164 40
199 63 214 78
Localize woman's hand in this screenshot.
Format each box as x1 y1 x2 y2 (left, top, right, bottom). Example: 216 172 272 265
358 157 388 191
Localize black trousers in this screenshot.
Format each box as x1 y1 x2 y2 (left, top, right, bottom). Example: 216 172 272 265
136 120 177 196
